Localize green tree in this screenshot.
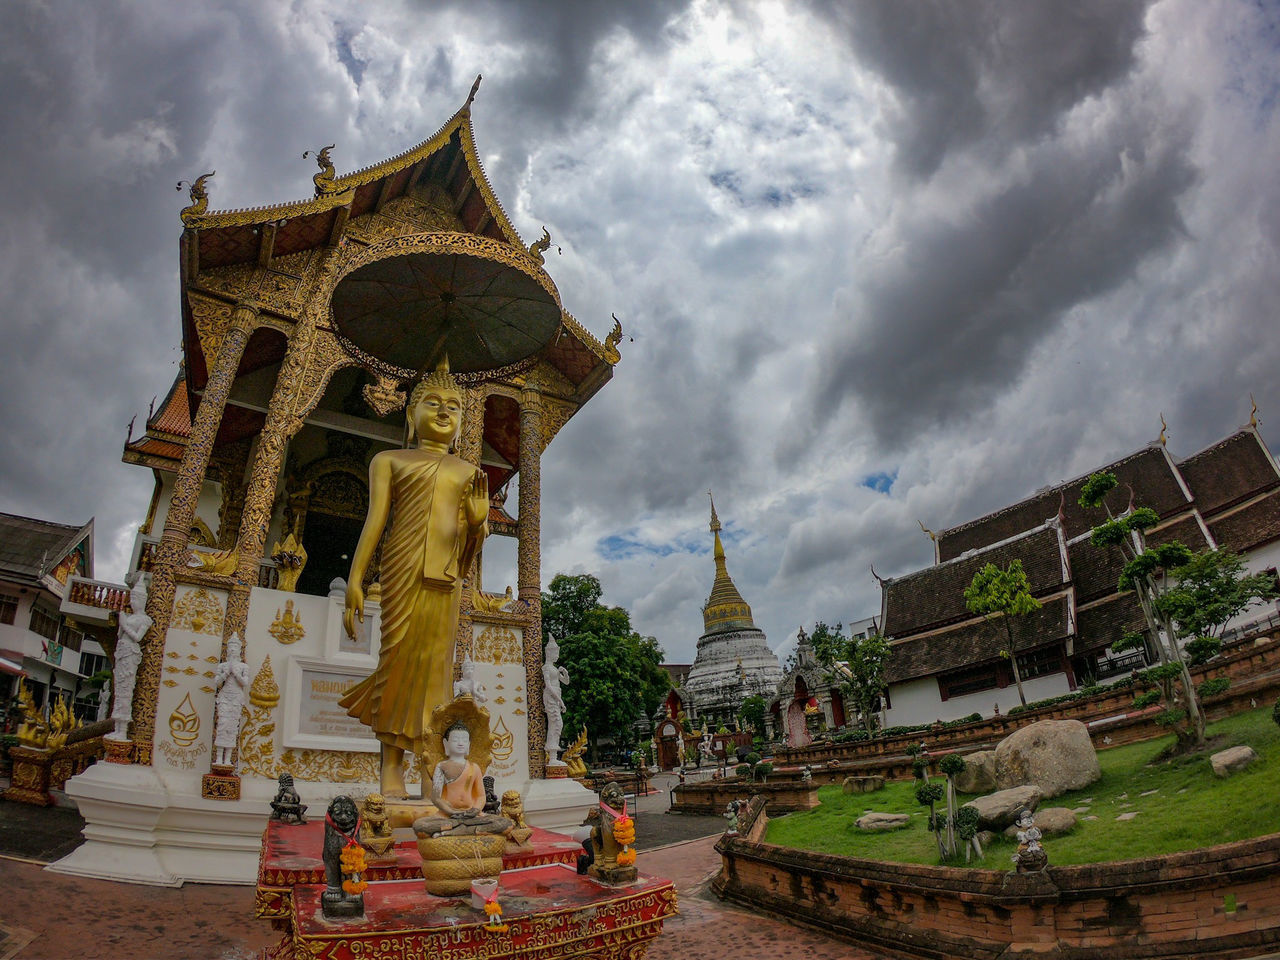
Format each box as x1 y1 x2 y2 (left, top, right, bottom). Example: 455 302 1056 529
810 621 891 737
541 574 670 762
963 559 1042 707
738 694 766 736
1076 472 1276 747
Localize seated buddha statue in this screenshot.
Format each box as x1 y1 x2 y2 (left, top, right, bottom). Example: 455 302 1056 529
413 721 511 838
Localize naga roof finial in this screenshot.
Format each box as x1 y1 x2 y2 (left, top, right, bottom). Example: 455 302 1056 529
177 172 215 225
870 562 885 586
528 226 559 265
304 145 339 196
466 74 482 108
1250 394 1260 429
917 519 936 542
1158 412 1168 446
604 314 628 363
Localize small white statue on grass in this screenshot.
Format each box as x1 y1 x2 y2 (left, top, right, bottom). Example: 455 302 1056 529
212 632 250 768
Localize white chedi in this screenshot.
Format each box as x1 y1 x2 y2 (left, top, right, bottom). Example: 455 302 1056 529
212 632 250 768
542 635 571 766
110 576 152 741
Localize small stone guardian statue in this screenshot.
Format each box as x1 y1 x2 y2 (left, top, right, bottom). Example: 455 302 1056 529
212 632 250 768
110 576 152 741
322 796 367 919
542 635 571 767
1012 809 1048 872
270 773 307 824
358 793 396 860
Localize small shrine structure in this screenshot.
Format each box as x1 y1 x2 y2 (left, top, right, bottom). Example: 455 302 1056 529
54 80 617 885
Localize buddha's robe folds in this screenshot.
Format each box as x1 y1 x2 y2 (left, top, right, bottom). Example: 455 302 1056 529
340 450 484 753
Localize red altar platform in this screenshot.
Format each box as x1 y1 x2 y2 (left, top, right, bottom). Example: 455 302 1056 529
255 821 676 960
255 820 583 921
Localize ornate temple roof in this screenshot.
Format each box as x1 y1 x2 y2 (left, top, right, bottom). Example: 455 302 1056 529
0 512 94 588
701 495 756 635
123 372 191 471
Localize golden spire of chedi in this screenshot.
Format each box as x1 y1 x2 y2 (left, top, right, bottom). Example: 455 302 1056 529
702 491 754 633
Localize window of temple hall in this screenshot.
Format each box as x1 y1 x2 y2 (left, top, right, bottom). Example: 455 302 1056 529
938 663 1000 700
80 652 109 678
1014 647 1062 681
0 593 17 625
60 623 85 653
29 604 61 642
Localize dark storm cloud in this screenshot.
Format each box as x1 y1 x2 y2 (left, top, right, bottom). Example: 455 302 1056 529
808 0 1154 177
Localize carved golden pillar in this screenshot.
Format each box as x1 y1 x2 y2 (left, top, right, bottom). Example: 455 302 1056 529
133 302 258 762
518 387 545 778
454 385 486 670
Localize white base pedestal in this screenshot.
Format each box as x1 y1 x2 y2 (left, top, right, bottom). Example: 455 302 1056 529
519 777 596 833
51 763 600 886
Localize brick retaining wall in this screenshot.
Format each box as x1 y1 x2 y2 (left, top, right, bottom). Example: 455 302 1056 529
714 801 1280 959
669 780 820 816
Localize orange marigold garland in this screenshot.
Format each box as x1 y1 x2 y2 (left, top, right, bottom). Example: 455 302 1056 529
328 811 369 896
483 894 508 933
612 811 637 866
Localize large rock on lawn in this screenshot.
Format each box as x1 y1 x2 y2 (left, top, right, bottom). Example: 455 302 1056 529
995 719 1100 798
953 750 997 794
963 785 1043 831
856 812 911 831
1210 745 1258 778
843 775 886 794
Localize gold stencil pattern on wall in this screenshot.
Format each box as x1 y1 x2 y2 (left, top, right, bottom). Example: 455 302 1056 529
268 599 306 644
172 587 224 635
491 716 514 762
169 693 201 746
472 626 521 664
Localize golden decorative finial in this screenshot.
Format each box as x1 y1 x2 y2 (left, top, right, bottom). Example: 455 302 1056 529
917 519 936 542
1250 394 1259 428
1159 413 1168 446
363 373 407 417
870 563 885 586
708 490 721 533
604 314 627 364
528 226 559 265
466 74 482 108
177 172 215 225
304 145 340 196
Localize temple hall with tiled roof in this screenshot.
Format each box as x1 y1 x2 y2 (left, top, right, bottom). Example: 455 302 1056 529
876 421 1280 727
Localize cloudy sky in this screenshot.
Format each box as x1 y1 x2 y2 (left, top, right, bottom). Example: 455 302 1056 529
2 1 1278 665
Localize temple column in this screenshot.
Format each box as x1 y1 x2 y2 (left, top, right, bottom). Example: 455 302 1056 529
453 385 486 669
133 302 258 763
518 387 544 778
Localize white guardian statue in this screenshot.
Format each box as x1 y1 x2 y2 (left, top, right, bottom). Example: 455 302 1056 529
110 576 152 741
542 635 571 767
212 632 250 767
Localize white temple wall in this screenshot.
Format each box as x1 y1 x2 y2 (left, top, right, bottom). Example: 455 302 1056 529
885 672 1071 727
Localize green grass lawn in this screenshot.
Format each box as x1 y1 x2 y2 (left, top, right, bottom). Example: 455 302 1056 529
764 706 1280 869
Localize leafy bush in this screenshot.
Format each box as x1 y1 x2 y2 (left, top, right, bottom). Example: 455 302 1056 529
754 762 773 781
1185 635 1222 666
939 754 966 778
1198 676 1231 698
1155 707 1187 728
915 781 945 807
745 751 762 767
735 763 751 779
953 805 980 842
1273 695 1280 729
1133 689 1162 709
962 712 983 723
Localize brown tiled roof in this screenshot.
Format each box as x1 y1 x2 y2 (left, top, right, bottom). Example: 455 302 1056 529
1066 539 1124 605
1147 514 1210 552
883 524 1066 638
1074 594 1148 656
885 595 1071 684
0 512 91 584
149 376 192 440
937 447 1189 561
1177 430 1280 516
1208 490 1280 554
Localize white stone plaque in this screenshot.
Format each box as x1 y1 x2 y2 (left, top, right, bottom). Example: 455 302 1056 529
282 657 377 753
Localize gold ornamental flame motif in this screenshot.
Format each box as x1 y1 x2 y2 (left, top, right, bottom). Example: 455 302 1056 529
169 692 201 746
491 716 514 762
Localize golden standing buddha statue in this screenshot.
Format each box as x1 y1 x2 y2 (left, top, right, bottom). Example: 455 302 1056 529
340 357 489 798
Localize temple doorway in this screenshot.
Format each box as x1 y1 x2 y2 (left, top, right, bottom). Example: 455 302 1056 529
297 511 363 596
